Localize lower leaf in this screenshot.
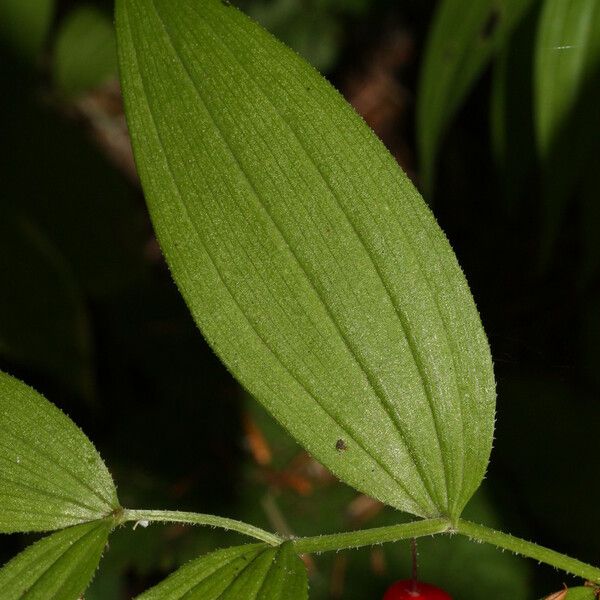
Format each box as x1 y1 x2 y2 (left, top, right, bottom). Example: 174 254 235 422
0 519 112 599
137 541 307 600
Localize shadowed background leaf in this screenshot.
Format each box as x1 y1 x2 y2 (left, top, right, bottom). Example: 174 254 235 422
0 217 94 400
417 0 535 196
53 4 118 98
0 0 54 63
534 0 600 259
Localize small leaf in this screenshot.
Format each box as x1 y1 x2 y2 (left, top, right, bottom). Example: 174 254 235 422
0 0 54 62
136 542 307 600
417 0 535 194
116 0 495 520
0 371 119 532
0 519 113 600
54 5 118 97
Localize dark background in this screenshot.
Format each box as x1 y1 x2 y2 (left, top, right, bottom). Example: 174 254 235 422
0 0 598 598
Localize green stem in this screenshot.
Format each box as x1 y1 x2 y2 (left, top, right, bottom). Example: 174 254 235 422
121 509 282 546
455 519 600 584
291 517 450 554
119 509 600 583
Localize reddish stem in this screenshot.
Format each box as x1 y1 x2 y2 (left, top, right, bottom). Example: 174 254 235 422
411 538 418 593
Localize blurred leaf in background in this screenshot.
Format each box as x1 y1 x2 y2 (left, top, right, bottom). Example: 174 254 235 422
236 0 374 72
490 3 540 211
0 0 54 63
0 217 94 400
54 4 118 98
535 0 600 158
534 0 600 259
417 0 536 196
0 55 146 300
495 374 600 566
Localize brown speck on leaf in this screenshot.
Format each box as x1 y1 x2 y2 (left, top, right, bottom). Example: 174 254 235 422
335 439 347 452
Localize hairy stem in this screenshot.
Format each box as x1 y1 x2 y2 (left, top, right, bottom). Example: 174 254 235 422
121 509 282 546
291 517 450 554
455 519 600 584
119 508 600 584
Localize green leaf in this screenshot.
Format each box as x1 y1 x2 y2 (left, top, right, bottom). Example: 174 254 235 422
136 542 307 600
54 5 118 97
539 587 597 600
240 0 341 72
0 0 54 62
534 0 600 258
489 2 539 211
0 520 112 600
535 0 600 156
417 0 535 194
0 216 94 400
0 371 119 532
116 0 495 520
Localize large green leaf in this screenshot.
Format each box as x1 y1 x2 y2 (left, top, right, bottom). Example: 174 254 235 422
0 520 112 599
116 0 495 520
417 0 535 194
0 371 119 532
137 542 307 599
54 5 118 97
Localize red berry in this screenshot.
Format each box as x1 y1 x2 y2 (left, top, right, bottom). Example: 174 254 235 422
383 579 453 600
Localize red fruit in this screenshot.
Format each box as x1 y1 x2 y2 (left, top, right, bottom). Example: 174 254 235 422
383 579 453 600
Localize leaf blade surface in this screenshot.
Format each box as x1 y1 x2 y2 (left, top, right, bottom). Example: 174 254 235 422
116 0 496 519
136 542 307 600
0 519 112 600
0 371 119 532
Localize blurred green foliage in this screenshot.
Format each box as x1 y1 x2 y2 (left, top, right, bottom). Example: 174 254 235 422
236 0 375 71
0 217 93 400
420 0 600 267
0 0 598 598
0 0 54 62
54 5 117 97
